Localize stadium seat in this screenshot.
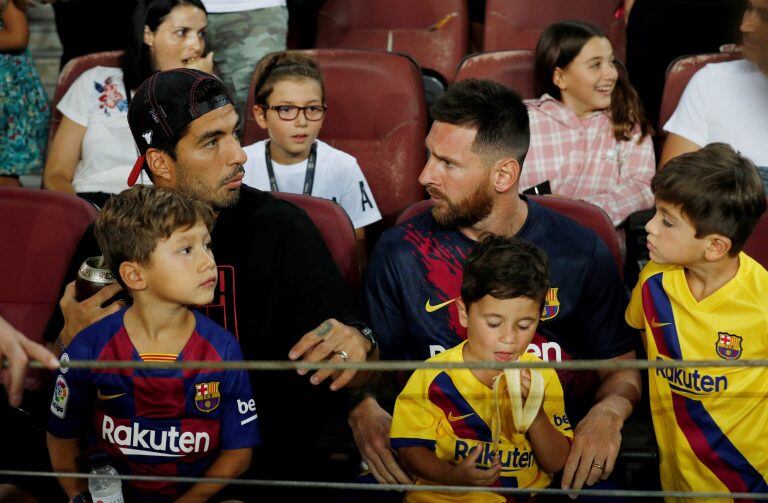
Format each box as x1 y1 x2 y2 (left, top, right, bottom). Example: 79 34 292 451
657 51 743 132
0 188 96 344
49 50 124 144
397 196 623 271
744 204 768 269
271 192 361 293
483 0 626 61
452 50 536 98
315 0 468 83
244 49 428 227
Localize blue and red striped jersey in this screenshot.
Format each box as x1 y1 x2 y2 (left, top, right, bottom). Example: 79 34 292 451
48 308 260 502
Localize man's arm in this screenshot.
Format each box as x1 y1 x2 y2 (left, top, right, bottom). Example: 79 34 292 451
658 133 701 170
174 448 252 503
46 434 86 499
561 351 641 490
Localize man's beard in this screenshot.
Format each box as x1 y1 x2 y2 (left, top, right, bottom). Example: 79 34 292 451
176 164 244 211
428 178 493 228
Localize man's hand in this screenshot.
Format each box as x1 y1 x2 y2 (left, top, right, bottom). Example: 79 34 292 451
59 281 125 346
447 447 501 487
348 397 412 484
561 403 623 492
0 316 59 407
288 318 371 391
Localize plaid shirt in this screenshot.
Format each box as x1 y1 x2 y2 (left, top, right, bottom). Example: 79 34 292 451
522 95 655 226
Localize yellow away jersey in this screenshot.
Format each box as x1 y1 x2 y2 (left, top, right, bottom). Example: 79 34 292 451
626 253 768 500
390 342 572 503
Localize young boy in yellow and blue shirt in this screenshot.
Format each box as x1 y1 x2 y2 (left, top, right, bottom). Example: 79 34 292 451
390 236 571 502
626 143 768 498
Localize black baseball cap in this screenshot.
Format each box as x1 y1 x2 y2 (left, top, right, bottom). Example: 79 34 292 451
127 68 234 186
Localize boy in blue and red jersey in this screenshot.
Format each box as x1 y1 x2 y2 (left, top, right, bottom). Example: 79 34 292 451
47 185 260 502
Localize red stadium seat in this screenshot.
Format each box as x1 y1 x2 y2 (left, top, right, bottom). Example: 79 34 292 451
744 205 768 270
452 50 536 98
657 51 743 132
0 188 97 344
397 196 623 271
483 0 626 61
315 0 468 83
271 192 361 293
244 49 428 227
49 50 124 144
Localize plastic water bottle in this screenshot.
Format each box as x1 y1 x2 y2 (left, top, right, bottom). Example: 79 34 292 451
88 453 124 503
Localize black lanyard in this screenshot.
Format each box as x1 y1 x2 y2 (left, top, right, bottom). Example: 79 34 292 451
264 141 318 196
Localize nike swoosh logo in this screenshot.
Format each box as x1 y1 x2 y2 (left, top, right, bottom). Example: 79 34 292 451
425 298 456 313
97 390 126 400
447 411 475 422
651 318 671 328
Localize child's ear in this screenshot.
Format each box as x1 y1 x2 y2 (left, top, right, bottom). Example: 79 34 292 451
254 105 268 130
120 261 147 291
704 234 733 261
457 298 469 329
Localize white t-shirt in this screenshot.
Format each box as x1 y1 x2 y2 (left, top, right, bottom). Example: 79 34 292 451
57 66 149 194
242 139 382 229
664 59 768 167
201 0 284 13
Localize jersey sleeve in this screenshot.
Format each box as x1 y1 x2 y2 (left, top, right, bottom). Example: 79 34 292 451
57 68 98 127
390 371 439 450
364 232 407 360
573 236 638 359
47 341 92 439
219 339 261 450
337 158 382 229
541 368 573 439
663 64 712 147
626 261 665 330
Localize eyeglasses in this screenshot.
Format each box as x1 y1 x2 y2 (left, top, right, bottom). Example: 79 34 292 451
262 104 327 121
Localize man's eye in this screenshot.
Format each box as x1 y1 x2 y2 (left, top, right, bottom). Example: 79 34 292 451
205 138 218 148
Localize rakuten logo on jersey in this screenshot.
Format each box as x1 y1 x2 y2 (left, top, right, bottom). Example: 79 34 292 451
102 415 210 457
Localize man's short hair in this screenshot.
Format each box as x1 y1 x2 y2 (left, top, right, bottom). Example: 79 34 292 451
461 235 549 308
430 79 530 166
654 143 767 255
95 185 215 288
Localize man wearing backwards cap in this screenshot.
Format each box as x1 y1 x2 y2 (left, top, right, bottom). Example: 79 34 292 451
45 68 378 494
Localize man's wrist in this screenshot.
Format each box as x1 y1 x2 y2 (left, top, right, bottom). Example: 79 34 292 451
346 321 377 358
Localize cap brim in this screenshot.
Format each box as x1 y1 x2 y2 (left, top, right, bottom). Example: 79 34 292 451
127 155 146 187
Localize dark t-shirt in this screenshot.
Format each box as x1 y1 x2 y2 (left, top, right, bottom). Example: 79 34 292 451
364 196 637 422
45 187 360 474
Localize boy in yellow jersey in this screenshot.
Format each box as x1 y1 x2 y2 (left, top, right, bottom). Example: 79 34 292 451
390 236 572 502
626 143 768 499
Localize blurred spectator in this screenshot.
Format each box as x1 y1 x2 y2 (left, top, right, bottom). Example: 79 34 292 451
522 21 655 227
0 0 50 187
43 0 212 208
50 0 137 70
625 0 743 127
202 0 288 122
659 0 768 192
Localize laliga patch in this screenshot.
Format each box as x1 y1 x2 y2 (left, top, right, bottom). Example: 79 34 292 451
715 332 742 360
540 287 560 321
50 375 69 418
194 381 221 413
59 353 69 374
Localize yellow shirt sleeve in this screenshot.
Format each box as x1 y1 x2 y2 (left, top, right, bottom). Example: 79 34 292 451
390 370 440 450
625 261 666 329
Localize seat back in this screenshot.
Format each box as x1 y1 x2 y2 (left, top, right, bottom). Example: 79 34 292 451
658 51 743 131
0 188 97 344
245 49 428 226
271 192 360 293
453 50 536 98
744 206 768 270
315 0 468 83
397 196 623 271
484 0 625 61
49 50 124 144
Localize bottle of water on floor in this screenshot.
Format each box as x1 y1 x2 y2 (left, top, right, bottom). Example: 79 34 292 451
89 452 124 503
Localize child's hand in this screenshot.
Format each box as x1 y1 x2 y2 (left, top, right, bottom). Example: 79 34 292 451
520 369 531 400
447 446 501 487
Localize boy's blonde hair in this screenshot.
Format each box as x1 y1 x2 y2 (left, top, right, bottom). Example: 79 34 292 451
95 185 215 288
